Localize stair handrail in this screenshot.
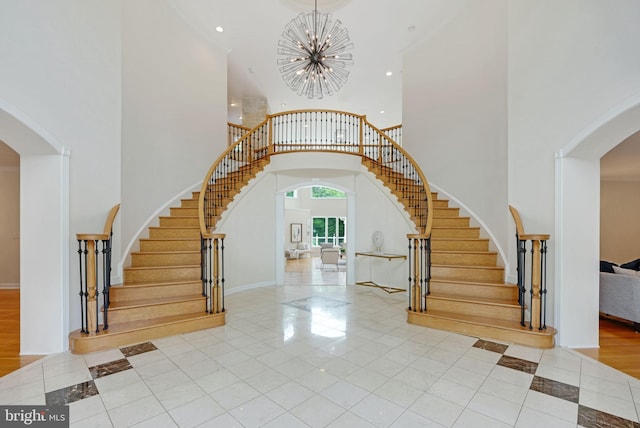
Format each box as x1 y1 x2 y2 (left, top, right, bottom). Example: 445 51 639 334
76 203 120 335
199 110 432 236
509 205 550 330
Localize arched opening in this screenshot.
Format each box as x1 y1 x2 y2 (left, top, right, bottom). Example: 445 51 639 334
283 185 348 286
556 98 640 347
0 105 70 355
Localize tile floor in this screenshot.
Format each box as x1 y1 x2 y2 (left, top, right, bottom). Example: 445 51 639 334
2 285 640 427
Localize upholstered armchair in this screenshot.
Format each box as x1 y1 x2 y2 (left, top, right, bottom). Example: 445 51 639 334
320 248 340 270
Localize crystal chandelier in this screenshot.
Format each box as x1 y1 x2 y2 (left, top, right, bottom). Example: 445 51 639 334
277 0 354 99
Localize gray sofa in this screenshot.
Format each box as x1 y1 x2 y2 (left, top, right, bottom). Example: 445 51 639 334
599 272 640 330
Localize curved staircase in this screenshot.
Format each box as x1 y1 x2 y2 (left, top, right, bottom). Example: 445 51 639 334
407 193 556 348
70 110 555 354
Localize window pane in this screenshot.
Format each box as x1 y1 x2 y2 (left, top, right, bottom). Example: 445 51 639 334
313 217 326 244
311 186 346 198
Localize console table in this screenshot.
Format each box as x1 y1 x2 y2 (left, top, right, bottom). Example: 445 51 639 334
355 252 407 294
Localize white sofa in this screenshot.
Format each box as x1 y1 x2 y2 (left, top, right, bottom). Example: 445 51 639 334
599 271 640 331
286 242 311 259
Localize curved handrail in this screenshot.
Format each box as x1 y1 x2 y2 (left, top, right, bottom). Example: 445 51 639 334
199 110 432 236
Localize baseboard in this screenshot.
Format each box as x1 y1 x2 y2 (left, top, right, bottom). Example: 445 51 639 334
0 283 20 289
226 281 276 296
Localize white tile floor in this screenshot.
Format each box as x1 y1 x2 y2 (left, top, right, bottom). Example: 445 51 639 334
2 285 640 427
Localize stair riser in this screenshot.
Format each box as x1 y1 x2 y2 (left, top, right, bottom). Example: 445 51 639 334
131 252 201 267
170 207 199 217
432 200 449 208
431 228 480 239
433 209 460 218
159 217 200 228
110 282 203 303
148 228 200 239
429 281 518 300
69 313 225 354
407 312 555 349
432 253 497 267
432 266 504 283
431 240 489 252
139 239 200 252
181 199 199 208
108 299 206 324
432 218 470 228
124 266 200 283
425 298 521 322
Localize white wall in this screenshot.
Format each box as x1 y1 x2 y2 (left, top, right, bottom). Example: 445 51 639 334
402 0 508 262
0 167 20 287
600 181 640 264
217 153 416 292
0 1 122 353
509 0 640 347
403 0 640 347
121 0 228 260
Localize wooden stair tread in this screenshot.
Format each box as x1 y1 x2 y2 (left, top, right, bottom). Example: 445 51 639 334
113 280 200 288
414 309 556 336
427 293 519 307
108 295 204 309
124 264 200 270
131 250 199 255
432 250 497 255
432 264 503 270
431 278 517 288
103 312 219 333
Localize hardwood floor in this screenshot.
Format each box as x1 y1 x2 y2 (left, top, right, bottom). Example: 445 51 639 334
2 283 639 381
575 315 640 380
0 289 44 377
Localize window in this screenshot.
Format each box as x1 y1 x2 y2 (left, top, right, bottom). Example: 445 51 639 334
285 190 297 198
313 216 346 247
311 186 345 199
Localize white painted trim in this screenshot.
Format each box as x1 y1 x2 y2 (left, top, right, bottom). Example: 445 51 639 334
0 101 65 155
0 283 20 289
554 154 564 346
561 92 640 158
428 182 509 277
118 180 203 277
61 152 70 350
226 281 276 296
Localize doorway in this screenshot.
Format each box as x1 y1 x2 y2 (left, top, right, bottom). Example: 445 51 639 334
284 185 347 285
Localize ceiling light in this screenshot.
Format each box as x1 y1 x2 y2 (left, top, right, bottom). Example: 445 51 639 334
386 71 393 76
277 0 354 99
230 103 237 107
380 110 385 114
215 26 224 33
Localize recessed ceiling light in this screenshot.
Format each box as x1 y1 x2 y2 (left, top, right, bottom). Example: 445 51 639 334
215 26 224 33
238 115 243 120
380 110 385 114
230 103 237 107
281 103 286 107
386 71 393 76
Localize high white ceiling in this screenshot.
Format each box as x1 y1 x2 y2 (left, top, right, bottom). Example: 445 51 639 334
168 0 465 128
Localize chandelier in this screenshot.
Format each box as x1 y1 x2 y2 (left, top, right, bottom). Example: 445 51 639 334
277 0 354 99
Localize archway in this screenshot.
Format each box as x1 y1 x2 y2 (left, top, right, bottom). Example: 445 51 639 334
0 105 70 354
555 97 640 347
276 180 356 287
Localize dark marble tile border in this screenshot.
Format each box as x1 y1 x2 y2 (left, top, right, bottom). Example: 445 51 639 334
120 342 158 358
282 296 350 312
89 358 132 379
497 355 538 374
45 380 99 406
530 375 579 403
472 339 508 354
577 405 640 428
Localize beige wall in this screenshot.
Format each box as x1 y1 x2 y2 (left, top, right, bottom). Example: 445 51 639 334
600 180 640 264
0 167 19 287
